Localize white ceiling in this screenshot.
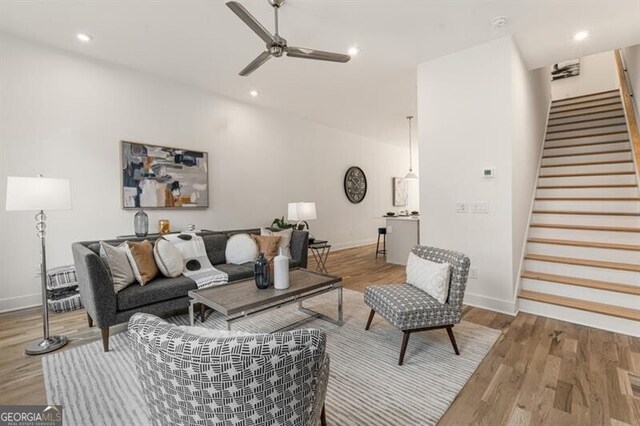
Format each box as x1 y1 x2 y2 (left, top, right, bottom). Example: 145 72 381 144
1 0 639 145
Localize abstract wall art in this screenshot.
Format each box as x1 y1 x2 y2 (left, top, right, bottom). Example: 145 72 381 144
393 177 408 206
551 59 580 81
121 141 208 209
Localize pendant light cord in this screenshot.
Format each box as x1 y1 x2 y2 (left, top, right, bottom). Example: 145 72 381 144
407 116 413 172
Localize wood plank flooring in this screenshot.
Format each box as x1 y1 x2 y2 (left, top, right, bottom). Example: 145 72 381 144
1 244 638 425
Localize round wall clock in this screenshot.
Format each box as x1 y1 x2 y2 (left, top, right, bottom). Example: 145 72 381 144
344 166 367 204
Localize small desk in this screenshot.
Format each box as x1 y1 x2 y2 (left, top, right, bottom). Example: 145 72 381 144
308 240 331 274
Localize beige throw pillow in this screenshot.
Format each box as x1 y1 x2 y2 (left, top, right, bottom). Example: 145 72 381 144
99 241 136 293
251 235 282 262
126 240 159 285
153 238 184 278
260 228 293 259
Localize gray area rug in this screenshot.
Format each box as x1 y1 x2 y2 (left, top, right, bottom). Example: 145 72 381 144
43 288 501 425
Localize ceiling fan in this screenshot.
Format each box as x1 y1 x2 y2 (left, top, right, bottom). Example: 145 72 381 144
226 0 351 76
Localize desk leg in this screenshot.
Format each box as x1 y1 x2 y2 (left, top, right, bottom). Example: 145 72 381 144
188 301 195 326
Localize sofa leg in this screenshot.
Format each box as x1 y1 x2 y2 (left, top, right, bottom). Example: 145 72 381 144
446 326 460 355
365 309 375 330
101 327 110 352
321 404 326 426
200 304 206 323
399 331 411 366
87 312 93 328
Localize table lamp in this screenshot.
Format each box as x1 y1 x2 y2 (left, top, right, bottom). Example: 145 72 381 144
6 175 72 355
287 202 317 230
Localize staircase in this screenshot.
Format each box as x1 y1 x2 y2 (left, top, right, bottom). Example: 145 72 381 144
518 88 640 336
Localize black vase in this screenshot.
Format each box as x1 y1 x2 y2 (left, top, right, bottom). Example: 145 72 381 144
254 253 270 289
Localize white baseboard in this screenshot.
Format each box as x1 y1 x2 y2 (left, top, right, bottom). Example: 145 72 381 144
463 292 518 316
329 238 377 252
0 292 42 313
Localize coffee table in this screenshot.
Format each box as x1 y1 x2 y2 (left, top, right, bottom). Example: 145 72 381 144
188 268 343 331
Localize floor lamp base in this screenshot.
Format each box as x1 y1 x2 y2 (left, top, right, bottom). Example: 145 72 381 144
25 335 68 355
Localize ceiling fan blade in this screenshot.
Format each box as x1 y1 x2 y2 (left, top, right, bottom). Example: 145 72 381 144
226 1 275 44
286 47 351 63
239 51 272 76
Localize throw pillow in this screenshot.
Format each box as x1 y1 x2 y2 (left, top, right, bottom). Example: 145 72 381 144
406 252 451 304
99 241 136 293
126 240 159 285
153 238 184 278
225 234 259 265
176 325 252 339
251 235 282 262
260 228 293 259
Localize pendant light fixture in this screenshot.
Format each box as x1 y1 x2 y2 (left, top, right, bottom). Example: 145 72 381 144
404 115 418 180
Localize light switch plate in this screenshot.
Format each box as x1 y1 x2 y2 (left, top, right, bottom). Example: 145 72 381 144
472 201 489 213
456 202 468 213
469 268 478 279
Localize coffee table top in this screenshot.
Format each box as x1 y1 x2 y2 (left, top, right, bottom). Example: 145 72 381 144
188 268 342 316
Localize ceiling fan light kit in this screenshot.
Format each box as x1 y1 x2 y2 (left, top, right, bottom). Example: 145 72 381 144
226 0 351 76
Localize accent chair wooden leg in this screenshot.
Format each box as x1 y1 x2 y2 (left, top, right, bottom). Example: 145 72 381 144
200 304 206 323
87 312 93 328
320 404 327 426
365 309 375 330
446 326 460 355
399 331 411 366
101 327 110 352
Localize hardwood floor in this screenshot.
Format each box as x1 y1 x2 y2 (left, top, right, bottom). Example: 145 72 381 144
1 244 638 425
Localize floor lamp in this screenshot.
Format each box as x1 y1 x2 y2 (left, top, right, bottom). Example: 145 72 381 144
6 175 72 355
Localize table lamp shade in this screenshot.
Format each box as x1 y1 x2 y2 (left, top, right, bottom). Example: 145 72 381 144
6 176 72 211
287 202 317 221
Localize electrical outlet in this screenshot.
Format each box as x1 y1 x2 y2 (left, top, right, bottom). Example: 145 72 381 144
472 202 489 213
456 202 468 213
469 268 479 279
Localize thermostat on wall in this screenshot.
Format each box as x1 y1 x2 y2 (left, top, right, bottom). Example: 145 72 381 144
483 168 495 178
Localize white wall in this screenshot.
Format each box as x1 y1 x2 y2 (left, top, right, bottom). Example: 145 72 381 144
417 36 550 314
622 44 640 113
0 35 418 311
551 51 618 100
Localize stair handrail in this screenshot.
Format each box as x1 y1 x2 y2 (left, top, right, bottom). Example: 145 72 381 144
614 49 640 182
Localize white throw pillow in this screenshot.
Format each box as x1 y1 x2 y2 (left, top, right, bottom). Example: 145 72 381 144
99 241 136 293
406 252 451 304
225 234 259 265
176 325 251 339
261 228 293 259
153 238 184 278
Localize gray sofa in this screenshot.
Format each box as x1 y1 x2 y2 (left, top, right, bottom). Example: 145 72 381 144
72 228 308 352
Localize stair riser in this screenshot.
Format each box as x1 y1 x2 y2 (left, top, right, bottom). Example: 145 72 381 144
531 213 640 227
545 138 629 150
543 141 630 156
542 152 632 167
546 125 627 139
521 278 640 309
553 91 620 105
548 110 626 125
528 227 640 244
527 242 640 263
537 175 637 186
518 299 640 337
549 105 623 119
547 118 627 133
551 98 622 113
524 259 639 285
533 200 640 213
539 163 633 175
536 187 640 197
546 135 630 147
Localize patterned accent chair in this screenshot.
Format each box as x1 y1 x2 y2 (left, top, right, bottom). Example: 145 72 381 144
363 245 471 365
128 313 329 426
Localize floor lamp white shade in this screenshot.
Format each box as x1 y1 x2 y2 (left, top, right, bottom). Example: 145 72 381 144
5 175 72 355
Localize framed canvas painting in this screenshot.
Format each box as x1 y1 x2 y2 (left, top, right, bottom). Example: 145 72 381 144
393 177 408 207
551 59 580 81
121 141 208 209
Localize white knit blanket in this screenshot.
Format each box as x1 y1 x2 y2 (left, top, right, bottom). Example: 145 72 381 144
163 233 228 289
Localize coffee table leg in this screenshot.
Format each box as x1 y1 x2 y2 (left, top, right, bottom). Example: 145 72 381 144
226 320 232 331
338 286 343 323
189 301 195 326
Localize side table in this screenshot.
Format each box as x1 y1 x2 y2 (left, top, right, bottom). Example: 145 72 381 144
308 240 331 274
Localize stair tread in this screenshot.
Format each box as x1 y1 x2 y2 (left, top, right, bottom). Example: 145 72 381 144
549 96 622 110
547 115 626 127
540 160 632 168
518 290 640 321
537 184 638 189
535 197 640 201
543 149 630 159
521 270 640 295
544 140 629 150
546 123 627 134
527 237 640 251
546 131 628 141
539 171 634 178
532 210 640 216
549 102 622 114
551 89 619 103
548 108 624 121
529 223 640 232
524 253 640 272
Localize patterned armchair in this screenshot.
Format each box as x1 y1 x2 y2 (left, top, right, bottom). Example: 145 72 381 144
364 245 471 365
128 313 329 425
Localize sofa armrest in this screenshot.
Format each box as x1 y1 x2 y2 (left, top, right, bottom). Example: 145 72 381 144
290 230 309 268
72 243 117 327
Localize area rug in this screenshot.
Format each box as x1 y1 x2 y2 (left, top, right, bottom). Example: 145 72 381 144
42 288 501 425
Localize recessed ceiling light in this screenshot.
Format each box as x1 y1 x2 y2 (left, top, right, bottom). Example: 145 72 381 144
76 33 93 43
250 90 258 97
574 31 589 41
348 46 359 56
